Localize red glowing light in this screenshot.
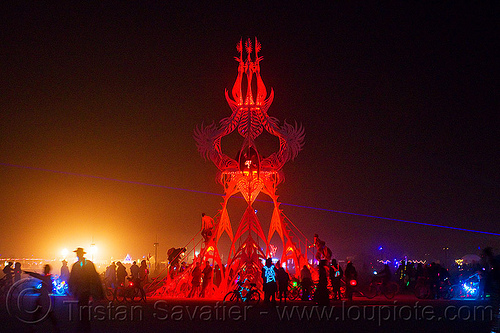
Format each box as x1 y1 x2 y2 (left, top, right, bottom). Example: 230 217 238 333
350 280 357 286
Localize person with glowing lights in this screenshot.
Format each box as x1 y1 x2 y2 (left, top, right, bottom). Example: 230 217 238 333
201 213 215 243
428 262 449 299
300 265 313 301
330 258 343 300
68 247 104 332
262 258 278 305
13 262 22 282
482 247 500 332
129 260 149 302
396 259 411 289
344 261 358 301
24 264 59 330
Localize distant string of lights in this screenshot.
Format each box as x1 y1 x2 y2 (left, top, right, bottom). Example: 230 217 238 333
2 162 499 237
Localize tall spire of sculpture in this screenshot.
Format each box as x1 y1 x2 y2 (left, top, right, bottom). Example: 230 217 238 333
194 38 307 288
194 37 305 177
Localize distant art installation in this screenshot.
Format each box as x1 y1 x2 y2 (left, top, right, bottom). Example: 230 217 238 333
193 38 306 290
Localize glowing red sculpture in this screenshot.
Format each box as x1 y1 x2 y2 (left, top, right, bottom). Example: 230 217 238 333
194 38 304 179
194 38 306 289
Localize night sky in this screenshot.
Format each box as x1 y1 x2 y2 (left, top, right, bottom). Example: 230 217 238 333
1 2 498 264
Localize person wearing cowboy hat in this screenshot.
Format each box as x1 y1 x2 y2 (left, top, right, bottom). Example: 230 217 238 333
68 247 104 331
60 259 70 282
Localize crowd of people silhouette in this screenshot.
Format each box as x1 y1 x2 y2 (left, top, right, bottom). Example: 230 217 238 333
1 241 499 332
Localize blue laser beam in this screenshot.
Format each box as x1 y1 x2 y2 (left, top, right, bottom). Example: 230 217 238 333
262 200 500 236
0 162 221 196
2 162 498 237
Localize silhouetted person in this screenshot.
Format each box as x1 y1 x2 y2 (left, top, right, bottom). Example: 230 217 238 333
130 261 139 281
130 260 149 302
482 247 500 332
238 146 260 172
68 247 104 332
200 261 213 297
479 268 487 300
60 260 70 282
330 259 343 300
406 261 415 288
415 263 424 281
13 262 22 282
262 258 278 305
308 234 332 262
397 260 410 288
168 247 187 278
300 265 313 301
3 261 13 287
188 262 202 298
345 261 357 301
201 213 214 243
428 262 441 299
116 261 127 286
24 264 59 332
377 264 392 286
213 263 222 287
314 260 330 306
139 260 149 285
277 266 290 302
105 262 117 288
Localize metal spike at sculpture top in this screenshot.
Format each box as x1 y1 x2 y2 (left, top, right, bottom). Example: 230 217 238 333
194 38 306 290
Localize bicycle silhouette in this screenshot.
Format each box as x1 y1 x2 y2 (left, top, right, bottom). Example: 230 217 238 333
365 277 399 299
223 279 261 304
113 277 146 303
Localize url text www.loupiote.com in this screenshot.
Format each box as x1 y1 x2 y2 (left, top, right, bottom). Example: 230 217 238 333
271 301 494 326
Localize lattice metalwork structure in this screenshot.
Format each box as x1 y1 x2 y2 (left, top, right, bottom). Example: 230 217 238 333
194 38 307 289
